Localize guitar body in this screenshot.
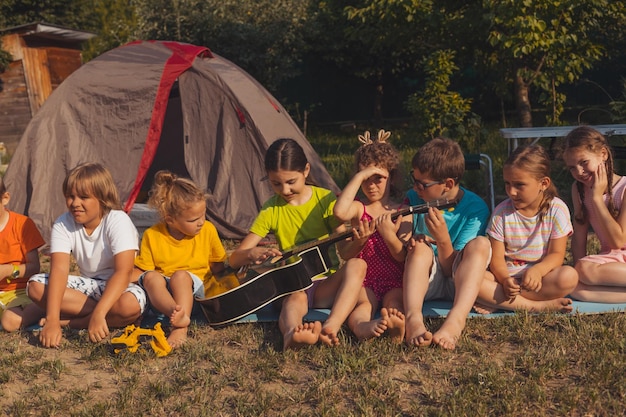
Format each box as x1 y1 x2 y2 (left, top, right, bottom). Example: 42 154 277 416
196 246 332 327
196 198 458 327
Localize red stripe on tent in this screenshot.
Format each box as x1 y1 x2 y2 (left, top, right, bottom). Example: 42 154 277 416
235 106 246 127
267 98 280 112
123 41 211 213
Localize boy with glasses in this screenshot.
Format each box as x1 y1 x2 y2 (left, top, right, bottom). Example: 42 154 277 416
403 137 491 350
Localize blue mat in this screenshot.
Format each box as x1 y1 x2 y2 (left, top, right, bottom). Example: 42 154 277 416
18 299 626 332
231 299 626 324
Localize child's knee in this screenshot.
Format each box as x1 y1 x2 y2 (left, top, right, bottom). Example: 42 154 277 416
142 271 165 286
574 260 595 284
114 293 142 319
465 236 490 254
1 311 20 332
345 258 367 278
559 266 579 292
169 270 193 286
26 281 44 302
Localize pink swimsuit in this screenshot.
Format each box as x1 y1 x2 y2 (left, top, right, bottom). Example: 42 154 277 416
358 204 405 302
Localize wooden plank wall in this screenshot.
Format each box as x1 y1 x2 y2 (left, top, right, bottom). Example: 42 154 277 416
0 33 84 154
47 47 83 89
0 62 30 151
22 46 52 115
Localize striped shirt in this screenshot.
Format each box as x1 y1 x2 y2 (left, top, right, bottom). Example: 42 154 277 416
487 197 572 277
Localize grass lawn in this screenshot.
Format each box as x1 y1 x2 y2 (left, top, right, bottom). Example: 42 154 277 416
2 126 626 416
0 309 625 416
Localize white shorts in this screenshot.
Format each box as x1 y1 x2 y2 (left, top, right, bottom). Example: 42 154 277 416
27 273 147 313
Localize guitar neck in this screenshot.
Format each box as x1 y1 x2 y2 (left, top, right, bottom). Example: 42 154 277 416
280 197 458 258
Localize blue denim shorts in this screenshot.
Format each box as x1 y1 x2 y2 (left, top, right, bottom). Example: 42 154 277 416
137 271 204 314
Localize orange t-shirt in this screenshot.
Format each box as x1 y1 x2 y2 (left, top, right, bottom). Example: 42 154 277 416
0 211 45 291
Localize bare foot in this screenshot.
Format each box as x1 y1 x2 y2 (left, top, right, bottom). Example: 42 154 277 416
39 317 71 327
432 318 465 350
167 326 188 349
169 305 191 329
499 297 574 313
319 320 341 347
404 314 432 347
538 297 573 313
473 302 498 315
283 322 321 351
352 317 388 341
381 308 405 344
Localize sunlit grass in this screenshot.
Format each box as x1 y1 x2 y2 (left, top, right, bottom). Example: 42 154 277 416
1 126 625 415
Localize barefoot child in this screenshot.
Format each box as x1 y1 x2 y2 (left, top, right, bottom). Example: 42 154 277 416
476 145 578 312
229 138 367 350
28 163 146 348
133 171 226 348
0 176 45 331
333 130 412 343
562 126 626 302
403 137 491 350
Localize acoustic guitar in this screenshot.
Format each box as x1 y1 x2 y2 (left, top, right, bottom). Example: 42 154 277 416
195 198 458 326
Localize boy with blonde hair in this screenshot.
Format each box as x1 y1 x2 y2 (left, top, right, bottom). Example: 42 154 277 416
403 138 491 350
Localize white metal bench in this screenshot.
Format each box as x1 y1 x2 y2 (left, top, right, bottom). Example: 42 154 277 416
500 124 626 155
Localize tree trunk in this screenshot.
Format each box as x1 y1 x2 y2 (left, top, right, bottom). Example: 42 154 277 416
514 72 533 128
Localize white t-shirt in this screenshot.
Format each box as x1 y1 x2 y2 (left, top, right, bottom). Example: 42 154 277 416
50 210 139 280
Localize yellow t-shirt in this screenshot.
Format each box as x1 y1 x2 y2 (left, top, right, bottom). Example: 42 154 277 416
134 221 227 284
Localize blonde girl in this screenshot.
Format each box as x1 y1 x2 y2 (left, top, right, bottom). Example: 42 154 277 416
229 138 367 350
333 130 413 343
563 126 626 302
133 171 227 348
28 163 146 348
476 145 578 312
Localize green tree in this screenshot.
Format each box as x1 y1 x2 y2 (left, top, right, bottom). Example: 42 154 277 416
314 1 483 136
134 0 309 93
82 0 138 61
309 0 436 123
482 0 625 127
0 0 99 70
0 0 95 29
406 50 480 149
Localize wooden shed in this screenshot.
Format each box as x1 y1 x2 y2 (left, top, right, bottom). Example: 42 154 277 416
0 23 95 154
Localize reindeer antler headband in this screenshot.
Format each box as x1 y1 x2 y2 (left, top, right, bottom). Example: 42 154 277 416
358 129 391 146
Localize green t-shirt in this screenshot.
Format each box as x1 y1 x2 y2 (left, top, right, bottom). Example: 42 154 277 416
249 186 340 266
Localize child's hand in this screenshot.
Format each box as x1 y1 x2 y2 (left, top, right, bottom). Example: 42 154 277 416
352 218 375 243
357 166 388 183
88 314 110 343
375 213 400 241
590 160 608 200
247 247 283 265
405 234 435 252
521 267 543 293
424 207 450 246
502 277 521 301
40 320 63 348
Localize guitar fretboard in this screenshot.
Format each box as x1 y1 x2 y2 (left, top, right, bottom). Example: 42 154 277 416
279 197 458 259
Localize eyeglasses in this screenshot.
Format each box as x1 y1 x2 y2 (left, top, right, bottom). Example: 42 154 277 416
411 177 445 190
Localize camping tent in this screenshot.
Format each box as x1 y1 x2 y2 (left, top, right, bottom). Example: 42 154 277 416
3 40 339 241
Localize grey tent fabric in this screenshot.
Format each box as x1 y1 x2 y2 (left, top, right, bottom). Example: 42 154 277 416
3 41 338 242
